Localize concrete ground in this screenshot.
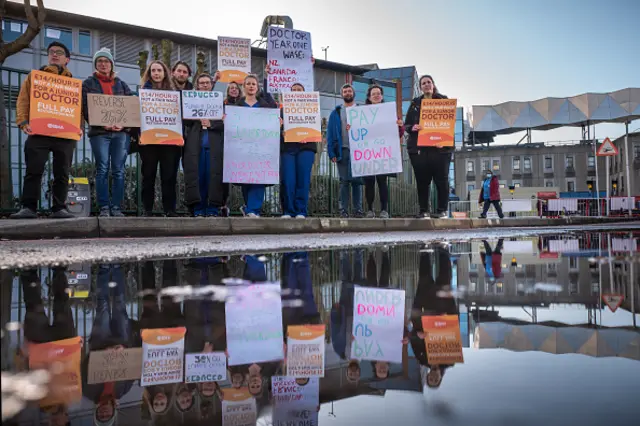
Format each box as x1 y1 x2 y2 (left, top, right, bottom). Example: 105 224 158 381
0 215 638 241
1 222 638 269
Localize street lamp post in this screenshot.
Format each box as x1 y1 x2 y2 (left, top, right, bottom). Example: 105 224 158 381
321 46 329 61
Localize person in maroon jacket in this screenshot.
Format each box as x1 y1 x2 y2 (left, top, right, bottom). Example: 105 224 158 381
478 170 504 218
480 239 503 280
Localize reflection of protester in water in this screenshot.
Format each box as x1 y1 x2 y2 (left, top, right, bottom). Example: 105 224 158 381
142 385 174 418
409 243 457 389
82 264 135 426
19 267 77 425
331 249 365 384
174 383 197 413
243 255 268 283
480 239 503 281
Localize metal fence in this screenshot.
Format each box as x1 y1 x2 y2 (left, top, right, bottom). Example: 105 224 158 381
1 66 426 217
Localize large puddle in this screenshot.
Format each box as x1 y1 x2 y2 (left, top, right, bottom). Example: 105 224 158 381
2 230 639 425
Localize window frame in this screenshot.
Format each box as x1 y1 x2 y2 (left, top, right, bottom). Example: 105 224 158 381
466 160 474 173
523 156 532 172
565 155 575 169
512 156 521 171
566 178 576 192
544 156 553 171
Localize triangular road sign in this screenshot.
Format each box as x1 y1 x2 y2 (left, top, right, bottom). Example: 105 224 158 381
602 294 624 312
596 137 619 156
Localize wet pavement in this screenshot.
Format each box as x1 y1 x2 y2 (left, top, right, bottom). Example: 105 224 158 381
1 228 639 425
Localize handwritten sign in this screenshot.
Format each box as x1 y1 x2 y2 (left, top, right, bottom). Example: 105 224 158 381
181 90 224 120
351 286 406 363
422 315 464 364
218 37 252 83
87 93 141 127
87 347 143 384
185 352 227 383
282 91 322 143
418 98 457 147
28 336 83 407
29 70 82 140
273 405 318 426
139 89 184 145
271 376 320 404
225 283 284 366
223 105 281 184
221 388 256 426
287 325 325 378
267 26 314 93
347 102 403 178
140 327 186 386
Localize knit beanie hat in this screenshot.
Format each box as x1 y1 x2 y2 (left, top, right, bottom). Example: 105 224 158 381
93 48 114 70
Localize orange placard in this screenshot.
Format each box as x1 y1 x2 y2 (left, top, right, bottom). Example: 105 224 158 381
28 336 83 407
283 92 322 143
288 325 325 341
421 315 464 364
417 98 457 147
217 37 252 84
139 89 184 146
29 70 82 140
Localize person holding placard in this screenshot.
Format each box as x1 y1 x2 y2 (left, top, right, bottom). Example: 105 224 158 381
138 61 182 216
233 74 279 217
11 42 82 219
404 75 451 219
363 85 405 219
82 48 134 217
327 84 365 218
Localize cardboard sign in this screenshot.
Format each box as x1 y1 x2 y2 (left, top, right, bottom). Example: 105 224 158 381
140 327 186 386
351 286 406 363
347 102 404 178
282 91 322 143
181 90 224 120
29 70 82 140
267 26 314 93
28 336 83 407
417 98 457 147
87 347 143 384
287 325 325 378
422 315 464 364
139 89 184 145
223 106 281 184
218 37 252 83
184 352 227 383
87 93 141 127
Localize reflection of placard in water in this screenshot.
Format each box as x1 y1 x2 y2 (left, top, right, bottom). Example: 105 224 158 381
88 347 143 384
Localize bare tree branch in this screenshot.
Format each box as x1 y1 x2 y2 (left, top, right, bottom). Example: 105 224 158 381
0 0 47 62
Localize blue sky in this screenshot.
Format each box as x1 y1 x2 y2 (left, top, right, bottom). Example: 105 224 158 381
47 0 640 142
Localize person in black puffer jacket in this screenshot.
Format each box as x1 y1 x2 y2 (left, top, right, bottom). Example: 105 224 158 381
404 75 452 219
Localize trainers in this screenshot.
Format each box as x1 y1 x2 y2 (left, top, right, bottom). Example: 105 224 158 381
221 206 230 217
281 215 292 219
51 208 75 219
9 207 37 219
416 212 430 219
339 210 349 218
366 210 375 218
110 207 125 217
379 210 390 219
194 208 205 217
295 215 305 219
165 211 179 218
98 206 111 217
353 211 365 218
247 213 259 218
430 212 447 219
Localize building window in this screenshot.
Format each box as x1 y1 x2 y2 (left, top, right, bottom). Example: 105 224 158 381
587 153 595 168
499 180 507 189
523 156 532 172
544 180 554 188
466 184 475 195
565 155 574 169
512 157 520 171
567 179 576 192
492 159 500 172
2 19 27 43
512 180 522 188
466 160 474 173
79 30 91 55
44 26 73 53
544 156 553 170
634 144 640 160
481 159 490 173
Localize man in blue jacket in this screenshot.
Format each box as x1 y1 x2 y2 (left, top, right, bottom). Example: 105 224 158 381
327 84 364 218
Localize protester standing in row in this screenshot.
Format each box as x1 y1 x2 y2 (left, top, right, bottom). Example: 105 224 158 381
81 48 134 217
10 42 81 219
139 60 181 217
404 75 451 219
235 74 279 217
327 84 364 218
363 84 404 219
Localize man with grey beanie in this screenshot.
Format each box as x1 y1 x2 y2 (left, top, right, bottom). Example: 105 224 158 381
82 48 134 217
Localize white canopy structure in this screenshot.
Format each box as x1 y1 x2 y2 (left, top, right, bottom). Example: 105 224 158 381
472 88 640 135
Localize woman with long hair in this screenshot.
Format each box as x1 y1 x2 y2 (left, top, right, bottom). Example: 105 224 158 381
404 75 451 219
363 84 404 218
138 60 182 216
232 74 279 217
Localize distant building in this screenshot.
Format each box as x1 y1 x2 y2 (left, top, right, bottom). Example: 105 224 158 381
609 132 640 196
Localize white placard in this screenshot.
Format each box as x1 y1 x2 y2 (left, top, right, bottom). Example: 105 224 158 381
347 102 403 178
225 283 284 366
184 352 227 383
217 37 251 83
266 26 314 93
223 105 281 184
271 376 320 404
351 286 406 363
181 90 224 120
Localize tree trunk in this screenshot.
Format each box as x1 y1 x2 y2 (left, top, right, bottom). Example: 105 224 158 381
0 66 13 209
